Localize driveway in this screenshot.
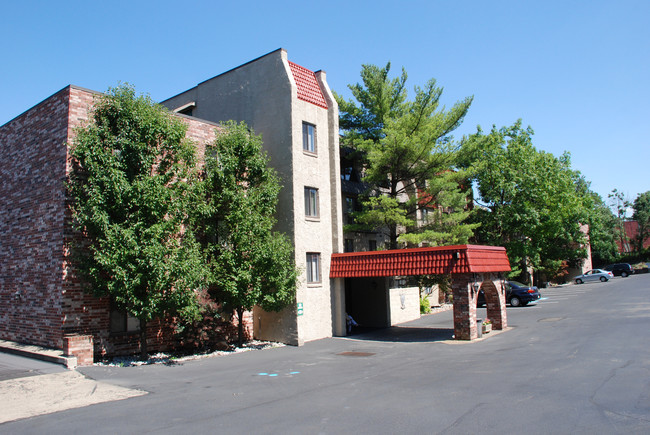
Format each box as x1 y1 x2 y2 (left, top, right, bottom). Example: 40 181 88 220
2 274 650 433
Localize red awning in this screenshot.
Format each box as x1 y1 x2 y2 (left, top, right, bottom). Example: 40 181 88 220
330 244 510 278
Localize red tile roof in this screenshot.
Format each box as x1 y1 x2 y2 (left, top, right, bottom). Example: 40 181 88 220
330 245 511 278
288 61 328 109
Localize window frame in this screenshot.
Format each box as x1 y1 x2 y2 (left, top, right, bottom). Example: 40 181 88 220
302 122 316 154
306 252 321 284
110 310 140 335
304 186 320 219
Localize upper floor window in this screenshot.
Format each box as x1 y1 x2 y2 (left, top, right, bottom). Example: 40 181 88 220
344 239 354 253
305 187 319 218
302 122 316 154
306 253 321 283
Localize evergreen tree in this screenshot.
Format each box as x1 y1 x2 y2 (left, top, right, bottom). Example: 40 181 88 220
335 63 475 249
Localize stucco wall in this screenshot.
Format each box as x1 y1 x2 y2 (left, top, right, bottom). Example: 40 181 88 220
162 49 342 345
388 286 421 326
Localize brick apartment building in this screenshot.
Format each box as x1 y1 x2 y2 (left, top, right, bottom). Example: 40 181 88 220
0 49 349 359
1 49 515 363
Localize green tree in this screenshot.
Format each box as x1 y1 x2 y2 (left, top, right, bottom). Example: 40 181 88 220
461 120 589 282
198 121 298 347
632 191 650 252
68 84 207 360
608 188 631 252
335 63 475 249
574 179 619 266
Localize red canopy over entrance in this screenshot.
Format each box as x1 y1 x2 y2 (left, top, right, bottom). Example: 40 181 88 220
330 244 510 278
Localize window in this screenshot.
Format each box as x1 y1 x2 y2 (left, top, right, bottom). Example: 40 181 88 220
304 187 319 218
178 107 193 116
173 101 196 117
306 253 321 283
344 196 359 224
368 240 377 251
344 239 354 253
302 122 316 153
110 310 140 334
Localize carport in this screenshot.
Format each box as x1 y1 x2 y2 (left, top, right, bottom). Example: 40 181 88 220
330 244 511 340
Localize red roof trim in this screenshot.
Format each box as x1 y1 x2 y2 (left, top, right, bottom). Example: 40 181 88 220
288 61 328 109
330 244 510 278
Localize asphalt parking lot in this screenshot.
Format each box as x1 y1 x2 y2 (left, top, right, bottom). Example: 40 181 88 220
2 274 650 433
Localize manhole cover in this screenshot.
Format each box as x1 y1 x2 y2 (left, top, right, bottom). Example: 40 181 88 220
337 351 375 357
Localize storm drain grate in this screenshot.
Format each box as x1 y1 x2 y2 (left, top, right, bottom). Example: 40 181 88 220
337 351 375 357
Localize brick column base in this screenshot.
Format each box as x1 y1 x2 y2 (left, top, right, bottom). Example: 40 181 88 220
63 334 94 366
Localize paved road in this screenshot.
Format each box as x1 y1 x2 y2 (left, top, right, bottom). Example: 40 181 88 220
2 274 650 434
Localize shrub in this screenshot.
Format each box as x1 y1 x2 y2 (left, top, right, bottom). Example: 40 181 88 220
420 295 431 314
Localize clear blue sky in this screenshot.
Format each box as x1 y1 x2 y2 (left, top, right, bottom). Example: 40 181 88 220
2 0 648 203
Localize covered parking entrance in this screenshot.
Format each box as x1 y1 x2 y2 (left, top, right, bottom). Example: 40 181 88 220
330 245 511 340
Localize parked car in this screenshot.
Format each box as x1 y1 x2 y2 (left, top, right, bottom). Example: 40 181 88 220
477 281 541 307
603 263 634 277
574 269 614 284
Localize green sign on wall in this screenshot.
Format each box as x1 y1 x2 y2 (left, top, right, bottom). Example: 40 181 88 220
297 302 304 316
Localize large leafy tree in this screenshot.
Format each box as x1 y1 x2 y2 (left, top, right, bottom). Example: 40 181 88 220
198 121 298 347
335 63 475 249
68 84 207 360
632 191 650 252
461 120 590 282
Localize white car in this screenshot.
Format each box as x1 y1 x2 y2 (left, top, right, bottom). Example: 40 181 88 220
574 269 614 284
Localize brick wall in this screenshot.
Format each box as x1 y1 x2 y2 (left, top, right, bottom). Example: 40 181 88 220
0 87 72 348
1 86 255 358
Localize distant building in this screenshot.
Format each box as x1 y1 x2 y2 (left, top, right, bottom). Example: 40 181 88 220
616 221 649 253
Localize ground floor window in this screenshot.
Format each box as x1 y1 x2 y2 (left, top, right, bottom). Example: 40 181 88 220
110 310 140 334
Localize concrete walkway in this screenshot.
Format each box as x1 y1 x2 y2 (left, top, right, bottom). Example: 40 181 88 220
0 339 147 424
0 370 147 424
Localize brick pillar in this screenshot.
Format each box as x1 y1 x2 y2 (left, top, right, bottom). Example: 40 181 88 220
452 273 478 340
484 274 507 330
63 334 94 366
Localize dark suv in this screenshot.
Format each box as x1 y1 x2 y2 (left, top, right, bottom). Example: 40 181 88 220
603 263 634 277
477 281 541 307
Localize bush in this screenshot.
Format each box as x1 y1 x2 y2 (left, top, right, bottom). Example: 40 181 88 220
420 295 431 314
